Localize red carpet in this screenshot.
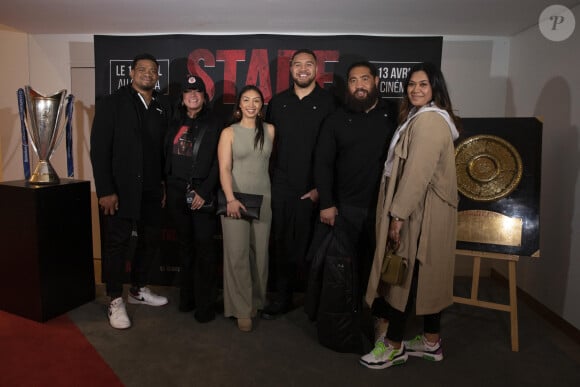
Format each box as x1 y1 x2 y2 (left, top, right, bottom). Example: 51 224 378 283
0 311 123 387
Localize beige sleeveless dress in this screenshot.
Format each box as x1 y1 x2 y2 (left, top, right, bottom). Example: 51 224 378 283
221 122 273 319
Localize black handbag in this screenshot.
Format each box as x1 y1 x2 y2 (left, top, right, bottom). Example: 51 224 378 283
217 190 263 220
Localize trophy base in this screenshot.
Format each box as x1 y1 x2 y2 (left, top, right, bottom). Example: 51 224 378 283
29 161 60 185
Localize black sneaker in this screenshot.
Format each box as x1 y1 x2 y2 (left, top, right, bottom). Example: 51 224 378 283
262 300 292 320
194 308 216 323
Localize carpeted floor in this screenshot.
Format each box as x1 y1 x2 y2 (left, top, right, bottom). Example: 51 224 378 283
67 278 580 387
2 277 579 387
0 311 123 387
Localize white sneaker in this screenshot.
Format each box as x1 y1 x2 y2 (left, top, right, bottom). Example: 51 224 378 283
128 287 168 306
359 341 408 369
108 297 131 329
403 334 444 361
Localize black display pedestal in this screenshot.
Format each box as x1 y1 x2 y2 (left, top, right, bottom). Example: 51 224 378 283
0 179 95 322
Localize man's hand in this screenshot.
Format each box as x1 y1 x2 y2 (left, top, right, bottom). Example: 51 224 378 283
99 194 119 215
300 188 319 203
320 206 338 226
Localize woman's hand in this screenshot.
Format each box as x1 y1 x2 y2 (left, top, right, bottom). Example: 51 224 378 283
388 217 404 250
190 192 206 210
226 198 247 219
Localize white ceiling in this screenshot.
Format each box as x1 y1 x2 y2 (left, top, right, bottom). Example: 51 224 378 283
0 0 578 36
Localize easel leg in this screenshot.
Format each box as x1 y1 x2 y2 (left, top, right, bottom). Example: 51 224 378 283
470 257 481 300
455 250 520 352
509 260 519 352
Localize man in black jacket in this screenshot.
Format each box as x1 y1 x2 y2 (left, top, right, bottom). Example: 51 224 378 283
263 49 337 319
315 61 397 297
91 53 170 329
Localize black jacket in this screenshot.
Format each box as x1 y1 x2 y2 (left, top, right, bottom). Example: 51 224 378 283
314 100 397 210
164 106 222 201
90 86 171 219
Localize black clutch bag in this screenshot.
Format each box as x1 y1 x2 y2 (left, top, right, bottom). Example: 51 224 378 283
217 190 264 220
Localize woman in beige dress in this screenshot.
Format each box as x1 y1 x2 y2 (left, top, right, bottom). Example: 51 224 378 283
217 85 275 332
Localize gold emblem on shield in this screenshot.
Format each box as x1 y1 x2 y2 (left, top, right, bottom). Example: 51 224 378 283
455 135 523 201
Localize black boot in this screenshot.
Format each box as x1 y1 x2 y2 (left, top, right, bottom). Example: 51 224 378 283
179 288 195 312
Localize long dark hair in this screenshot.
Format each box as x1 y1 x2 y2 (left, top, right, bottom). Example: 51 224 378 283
231 85 266 150
399 62 461 132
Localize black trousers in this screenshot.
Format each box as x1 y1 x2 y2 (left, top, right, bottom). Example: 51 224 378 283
100 191 161 299
166 179 218 313
270 194 317 303
336 204 377 298
376 263 441 343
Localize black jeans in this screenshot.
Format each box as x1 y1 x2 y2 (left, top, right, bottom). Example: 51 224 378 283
100 191 161 299
166 179 218 314
384 263 442 343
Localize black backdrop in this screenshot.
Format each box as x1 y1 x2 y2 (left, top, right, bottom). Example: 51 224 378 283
94 34 443 285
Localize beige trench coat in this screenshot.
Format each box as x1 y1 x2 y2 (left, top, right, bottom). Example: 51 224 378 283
365 112 458 315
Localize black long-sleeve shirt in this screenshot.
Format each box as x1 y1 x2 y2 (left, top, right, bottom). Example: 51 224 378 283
315 100 397 210
266 85 337 197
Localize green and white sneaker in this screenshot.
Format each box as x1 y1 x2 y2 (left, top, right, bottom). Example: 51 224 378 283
359 341 408 369
403 335 444 361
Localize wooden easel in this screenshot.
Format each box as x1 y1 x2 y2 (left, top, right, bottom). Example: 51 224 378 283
453 249 520 352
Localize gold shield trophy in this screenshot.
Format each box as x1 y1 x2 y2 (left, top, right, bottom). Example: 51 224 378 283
23 86 69 184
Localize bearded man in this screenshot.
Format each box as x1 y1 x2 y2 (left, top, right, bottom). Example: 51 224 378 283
314 61 397 296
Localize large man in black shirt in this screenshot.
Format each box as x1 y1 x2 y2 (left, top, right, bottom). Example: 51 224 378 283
315 61 397 295
91 53 171 329
263 49 337 319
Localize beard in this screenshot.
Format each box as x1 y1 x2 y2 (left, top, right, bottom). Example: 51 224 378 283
139 83 156 92
345 85 379 113
292 74 316 89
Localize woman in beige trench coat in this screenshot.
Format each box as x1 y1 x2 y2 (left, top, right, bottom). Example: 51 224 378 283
360 62 461 370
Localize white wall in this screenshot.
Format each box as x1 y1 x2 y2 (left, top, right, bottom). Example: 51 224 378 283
0 31 94 183
0 25 30 182
1 25 578 329
506 5 580 328
442 37 510 117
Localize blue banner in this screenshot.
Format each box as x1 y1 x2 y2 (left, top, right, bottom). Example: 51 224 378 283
16 88 31 180
65 94 75 178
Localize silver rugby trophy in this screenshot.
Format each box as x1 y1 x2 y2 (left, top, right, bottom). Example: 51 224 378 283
22 86 70 184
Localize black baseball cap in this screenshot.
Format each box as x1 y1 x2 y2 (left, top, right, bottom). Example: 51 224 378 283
182 74 206 93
